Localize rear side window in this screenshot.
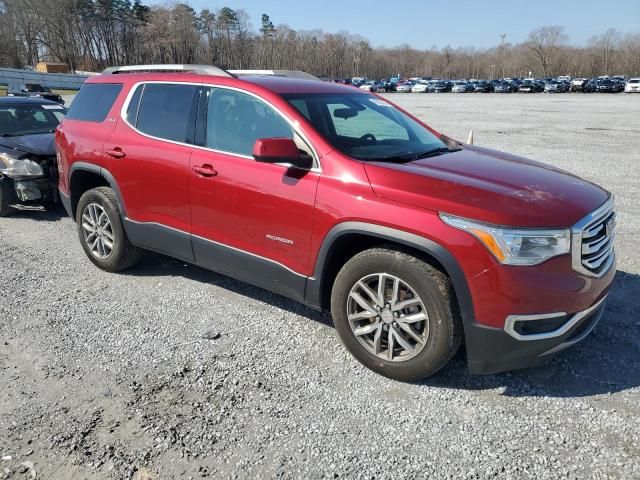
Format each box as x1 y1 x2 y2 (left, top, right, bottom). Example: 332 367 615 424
135 84 198 143
66 83 122 122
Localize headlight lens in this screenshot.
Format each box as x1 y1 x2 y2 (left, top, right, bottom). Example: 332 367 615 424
440 213 570 265
0 154 44 177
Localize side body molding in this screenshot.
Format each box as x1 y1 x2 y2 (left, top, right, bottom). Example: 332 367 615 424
304 222 475 327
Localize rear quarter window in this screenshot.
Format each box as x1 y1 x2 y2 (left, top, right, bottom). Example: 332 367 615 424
66 83 122 122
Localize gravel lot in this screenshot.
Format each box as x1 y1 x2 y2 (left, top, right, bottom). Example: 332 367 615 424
1 93 639 480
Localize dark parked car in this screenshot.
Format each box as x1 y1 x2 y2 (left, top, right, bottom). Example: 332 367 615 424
544 81 567 93
7 83 65 105
518 80 542 93
584 78 599 93
473 81 492 92
432 81 451 93
494 81 515 93
597 78 623 93
0 97 67 215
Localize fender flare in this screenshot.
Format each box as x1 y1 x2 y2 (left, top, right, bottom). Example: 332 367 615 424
68 162 127 218
304 221 475 327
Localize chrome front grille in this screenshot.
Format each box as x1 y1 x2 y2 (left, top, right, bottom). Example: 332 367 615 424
572 197 616 277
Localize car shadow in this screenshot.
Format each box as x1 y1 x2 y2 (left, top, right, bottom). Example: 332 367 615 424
128 252 333 327
128 254 640 398
8 204 68 222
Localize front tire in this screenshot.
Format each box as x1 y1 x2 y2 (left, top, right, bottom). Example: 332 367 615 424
76 187 140 272
0 180 16 217
331 247 462 381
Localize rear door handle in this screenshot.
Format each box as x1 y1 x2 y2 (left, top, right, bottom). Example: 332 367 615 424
105 148 125 159
192 164 217 177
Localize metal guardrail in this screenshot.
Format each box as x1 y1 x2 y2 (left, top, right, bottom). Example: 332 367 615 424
0 68 89 90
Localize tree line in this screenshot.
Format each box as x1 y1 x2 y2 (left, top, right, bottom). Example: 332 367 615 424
1 0 639 79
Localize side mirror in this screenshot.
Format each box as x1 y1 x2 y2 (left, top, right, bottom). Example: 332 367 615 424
252 138 312 170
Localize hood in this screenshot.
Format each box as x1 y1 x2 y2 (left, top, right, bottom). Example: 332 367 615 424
363 145 609 227
0 133 56 157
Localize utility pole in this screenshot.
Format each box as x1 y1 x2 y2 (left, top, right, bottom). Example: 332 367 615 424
500 34 506 78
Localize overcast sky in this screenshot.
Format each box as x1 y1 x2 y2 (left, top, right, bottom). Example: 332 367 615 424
149 0 640 49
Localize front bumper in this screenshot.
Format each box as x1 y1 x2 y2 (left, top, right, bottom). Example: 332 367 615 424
0 175 57 206
466 295 608 374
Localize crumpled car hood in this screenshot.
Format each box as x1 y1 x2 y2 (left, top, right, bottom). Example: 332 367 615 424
0 133 56 157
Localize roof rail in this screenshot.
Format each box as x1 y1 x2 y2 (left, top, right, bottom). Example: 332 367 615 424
102 64 234 77
228 70 320 81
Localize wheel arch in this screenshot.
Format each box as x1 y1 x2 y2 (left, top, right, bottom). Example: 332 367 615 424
68 163 127 220
304 222 475 327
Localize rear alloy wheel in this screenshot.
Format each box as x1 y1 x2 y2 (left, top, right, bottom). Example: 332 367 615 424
81 203 115 260
331 247 463 381
76 187 140 272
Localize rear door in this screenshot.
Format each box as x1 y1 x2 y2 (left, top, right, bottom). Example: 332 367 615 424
105 82 199 261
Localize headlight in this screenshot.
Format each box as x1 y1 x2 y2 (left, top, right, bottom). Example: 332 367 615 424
440 213 570 265
0 154 44 177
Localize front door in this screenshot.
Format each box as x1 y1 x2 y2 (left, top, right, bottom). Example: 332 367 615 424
189 87 319 300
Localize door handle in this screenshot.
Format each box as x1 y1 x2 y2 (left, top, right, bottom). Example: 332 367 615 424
105 148 125 159
192 164 218 177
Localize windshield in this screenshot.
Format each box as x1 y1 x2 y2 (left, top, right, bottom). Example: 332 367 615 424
0 104 67 137
25 84 50 93
284 93 449 161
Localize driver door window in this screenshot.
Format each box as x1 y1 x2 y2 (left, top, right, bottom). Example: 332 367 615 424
205 88 294 157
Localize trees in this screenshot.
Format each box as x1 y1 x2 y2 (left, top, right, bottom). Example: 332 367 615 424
526 26 568 77
0 3 638 79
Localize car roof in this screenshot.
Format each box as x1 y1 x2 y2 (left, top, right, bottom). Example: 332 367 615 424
0 97 61 106
87 72 365 95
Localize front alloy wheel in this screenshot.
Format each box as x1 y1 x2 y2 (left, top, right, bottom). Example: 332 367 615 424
348 273 429 362
331 247 463 381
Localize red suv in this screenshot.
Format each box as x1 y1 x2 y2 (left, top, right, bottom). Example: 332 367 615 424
56 65 616 380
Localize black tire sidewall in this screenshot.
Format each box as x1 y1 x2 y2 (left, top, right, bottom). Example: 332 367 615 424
0 179 16 217
331 249 459 381
76 187 132 272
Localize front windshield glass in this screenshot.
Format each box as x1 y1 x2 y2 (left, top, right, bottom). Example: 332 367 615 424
0 104 67 137
25 84 49 93
284 93 449 161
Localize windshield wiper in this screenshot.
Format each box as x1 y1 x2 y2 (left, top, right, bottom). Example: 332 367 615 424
411 147 460 160
0 133 21 137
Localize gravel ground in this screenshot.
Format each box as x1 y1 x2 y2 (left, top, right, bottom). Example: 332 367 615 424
1 93 639 480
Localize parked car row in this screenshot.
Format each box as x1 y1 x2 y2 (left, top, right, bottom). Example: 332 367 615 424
338 76 639 94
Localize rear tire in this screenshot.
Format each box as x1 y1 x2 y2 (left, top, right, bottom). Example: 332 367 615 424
0 180 16 217
331 247 462 381
76 187 141 272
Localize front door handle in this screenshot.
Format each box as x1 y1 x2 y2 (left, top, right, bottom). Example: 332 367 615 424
192 164 218 177
105 148 126 159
